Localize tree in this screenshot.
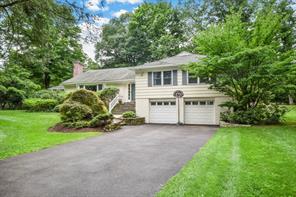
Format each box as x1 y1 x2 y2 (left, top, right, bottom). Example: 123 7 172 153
1 0 85 88
129 2 187 62
96 13 132 68
95 2 187 68
188 9 295 115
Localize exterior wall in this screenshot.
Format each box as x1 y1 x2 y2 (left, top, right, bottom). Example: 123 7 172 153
135 69 229 125
104 82 130 103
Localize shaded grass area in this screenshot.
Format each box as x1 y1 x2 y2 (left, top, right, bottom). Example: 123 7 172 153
157 106 296 197
0 110 99 159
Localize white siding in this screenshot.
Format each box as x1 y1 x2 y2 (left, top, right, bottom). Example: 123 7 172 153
135 69 229 125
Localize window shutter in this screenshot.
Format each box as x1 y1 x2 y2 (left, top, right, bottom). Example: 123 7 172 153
182 71 187 85
148 72 152 87
173 70 178 86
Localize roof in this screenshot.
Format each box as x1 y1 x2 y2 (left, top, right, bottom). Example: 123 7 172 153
62 67 135 85
48 85 64 90
133 52 204 70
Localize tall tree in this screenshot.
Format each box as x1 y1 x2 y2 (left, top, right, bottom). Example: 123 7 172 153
96 2 187 68
0 0 85 88
188 8 295 112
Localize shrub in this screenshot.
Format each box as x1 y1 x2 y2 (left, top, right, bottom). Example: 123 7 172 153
97 87 119 105
122 111 136 118
31 90 66 103
69 89 107 115
62 121 90 128
6 87 25 109
89 113 113 127
0 85 7 109
103 122 121 132
60 101 93 122
23 98 58 112
221 104 287 125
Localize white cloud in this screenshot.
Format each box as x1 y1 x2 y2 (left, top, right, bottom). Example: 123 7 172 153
86 0 109 11
107 0 142 4
79 17 110 61
112 9 128 17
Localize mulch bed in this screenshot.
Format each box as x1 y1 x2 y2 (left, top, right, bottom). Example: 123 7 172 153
48 123 102 133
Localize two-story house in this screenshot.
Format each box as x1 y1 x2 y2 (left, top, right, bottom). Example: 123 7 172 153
61 52 228 125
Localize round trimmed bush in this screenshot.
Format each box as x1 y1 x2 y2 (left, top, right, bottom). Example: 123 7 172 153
122 111 136 118
60 101 93 122
69 89 108 115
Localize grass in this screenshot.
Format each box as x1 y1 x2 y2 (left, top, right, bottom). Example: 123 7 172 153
157 106 296 197
0 110 99 160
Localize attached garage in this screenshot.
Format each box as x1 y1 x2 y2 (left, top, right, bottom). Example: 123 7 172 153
149 100 177 124
184 99 215 125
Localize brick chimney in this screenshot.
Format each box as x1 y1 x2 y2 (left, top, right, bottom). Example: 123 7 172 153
73 61 84 77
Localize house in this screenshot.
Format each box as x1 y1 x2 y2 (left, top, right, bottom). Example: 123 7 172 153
61 52 228 125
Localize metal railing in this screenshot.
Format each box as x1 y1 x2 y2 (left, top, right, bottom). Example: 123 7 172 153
109 94 120 113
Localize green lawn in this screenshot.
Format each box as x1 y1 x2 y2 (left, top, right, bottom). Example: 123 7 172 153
0 110 99 159
157 106 296 197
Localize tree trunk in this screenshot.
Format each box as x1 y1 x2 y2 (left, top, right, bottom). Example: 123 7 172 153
288 95 294 105
44 72 51 89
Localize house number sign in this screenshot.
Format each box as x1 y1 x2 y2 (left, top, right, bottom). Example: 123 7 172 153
173 90 184 98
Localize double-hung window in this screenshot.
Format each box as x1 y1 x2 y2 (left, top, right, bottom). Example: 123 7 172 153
163 71 172 85
153 72 162 86
187 72 210 84
188 73 198 84
152 71 172 86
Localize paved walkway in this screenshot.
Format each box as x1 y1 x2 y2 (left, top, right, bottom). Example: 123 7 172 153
0 125 216 197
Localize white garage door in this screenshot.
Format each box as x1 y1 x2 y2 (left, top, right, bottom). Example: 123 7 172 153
184 100 215 125
149 100 177 124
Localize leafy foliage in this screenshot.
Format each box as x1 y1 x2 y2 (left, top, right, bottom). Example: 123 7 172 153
188 8 295 124
60 101 93 122
59 89 111 128
69 89 107 116
23 98 58 112
122 111 136 118
97 87 119 105
96 2 187 68
89 113 113 127
31 90 66 104
221 104 287 125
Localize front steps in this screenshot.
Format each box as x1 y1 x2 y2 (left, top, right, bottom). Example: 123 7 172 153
112 102 135 115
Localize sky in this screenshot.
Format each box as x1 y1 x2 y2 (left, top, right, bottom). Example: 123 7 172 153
80 0 145 61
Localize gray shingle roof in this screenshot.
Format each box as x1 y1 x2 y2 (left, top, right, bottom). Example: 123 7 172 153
62 52 203 85
133 52 204 69
62 67 135 85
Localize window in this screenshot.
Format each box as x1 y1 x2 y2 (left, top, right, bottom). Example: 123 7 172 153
157 102 163 105
192 101 199 105
153 72 162 85
207 101 214 105
199 77 210 84
199 101 206 105
163 102 169 105
151 102 156 106
188 73 198 84
185 101 191 105
163 71 172 85
79 85 84 89
97 84 103 90
170 102 176 105
85 85 97 91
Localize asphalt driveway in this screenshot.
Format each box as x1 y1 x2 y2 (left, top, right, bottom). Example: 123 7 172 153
0 125 216 197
